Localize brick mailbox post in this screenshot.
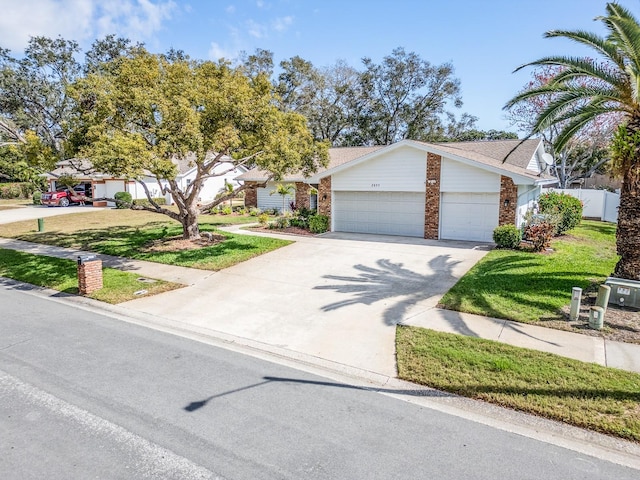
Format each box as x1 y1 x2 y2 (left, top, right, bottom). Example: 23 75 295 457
77 255 103 294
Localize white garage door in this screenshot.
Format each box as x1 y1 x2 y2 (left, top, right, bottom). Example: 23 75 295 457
333 191 425 237
440 193 499 242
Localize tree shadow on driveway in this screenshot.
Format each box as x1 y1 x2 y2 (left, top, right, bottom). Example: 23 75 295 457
313 255 564 347
313 254 471 327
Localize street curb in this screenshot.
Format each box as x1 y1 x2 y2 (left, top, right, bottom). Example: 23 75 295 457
3 276 640 471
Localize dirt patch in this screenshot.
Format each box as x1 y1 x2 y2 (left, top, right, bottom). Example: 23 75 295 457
142 233 226 252
541 293 640 344
248 226 316 237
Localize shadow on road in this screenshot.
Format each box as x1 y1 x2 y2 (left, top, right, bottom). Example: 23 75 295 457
183 376 455 412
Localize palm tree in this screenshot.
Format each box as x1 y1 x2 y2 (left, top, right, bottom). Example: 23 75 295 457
270 183 295 213
505 2 640 280
223 180 235 207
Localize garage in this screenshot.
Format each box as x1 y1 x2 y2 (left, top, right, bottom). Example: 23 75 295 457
440 192 499 242
333 191 425 237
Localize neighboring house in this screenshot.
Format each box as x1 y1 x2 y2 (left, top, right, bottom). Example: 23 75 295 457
237 139 555 242
45 155 247 207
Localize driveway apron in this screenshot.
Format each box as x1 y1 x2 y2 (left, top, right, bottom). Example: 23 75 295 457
120 233 490 377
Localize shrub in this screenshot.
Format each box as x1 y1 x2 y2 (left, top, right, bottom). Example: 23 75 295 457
297 206 316 220
493 224 521 249
275 215 290 229
0 183 23 199
32 191 42 205
113 191 132 209
523 221 555 252
289 217 307 228
221 205 233 215
538 191 583 235
258 213 269 225
132 197 166 206
249 207 261 216
309 214 329 234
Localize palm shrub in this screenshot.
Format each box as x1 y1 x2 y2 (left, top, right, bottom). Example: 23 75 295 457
538 191 582 235
493 224 522 249
269 183 295 213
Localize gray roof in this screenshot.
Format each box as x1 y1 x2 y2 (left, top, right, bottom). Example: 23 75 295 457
235 146 386 181
45 159 109 179
415 138 550 180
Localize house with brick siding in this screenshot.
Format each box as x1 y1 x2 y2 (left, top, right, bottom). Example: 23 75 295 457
237 139 555 242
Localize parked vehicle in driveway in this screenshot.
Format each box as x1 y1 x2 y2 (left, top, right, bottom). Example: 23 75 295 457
41 184 91 207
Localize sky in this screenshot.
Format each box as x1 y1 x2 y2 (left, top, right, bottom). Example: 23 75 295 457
0 0 634 132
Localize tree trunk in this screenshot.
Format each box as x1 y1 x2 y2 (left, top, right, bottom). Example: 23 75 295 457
614 161 640 279
181 209 201 240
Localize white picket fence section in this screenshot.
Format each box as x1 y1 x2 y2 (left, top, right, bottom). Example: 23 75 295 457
541 188 620 223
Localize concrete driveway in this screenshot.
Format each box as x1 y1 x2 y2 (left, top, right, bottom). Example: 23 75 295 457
0 204 100 225
121 231 490 377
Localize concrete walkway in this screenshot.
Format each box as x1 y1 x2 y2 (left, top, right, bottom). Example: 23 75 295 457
1 232 639 375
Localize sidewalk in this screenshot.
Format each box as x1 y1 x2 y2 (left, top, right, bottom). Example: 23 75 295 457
1 236 639 375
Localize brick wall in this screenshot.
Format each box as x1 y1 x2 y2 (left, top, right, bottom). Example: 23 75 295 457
244 181 258 208
499 176 518 225
78 259 103 294
424 153 442 239
294 182 310 209
318 176 332 225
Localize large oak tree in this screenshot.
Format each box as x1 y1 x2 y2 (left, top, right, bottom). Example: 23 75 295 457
72 49 328 239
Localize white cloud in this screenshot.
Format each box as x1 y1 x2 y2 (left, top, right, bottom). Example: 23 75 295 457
208 41 236 61
246 19 267 39
225 4 235 14
94 0 177 41
272 15 293 33
256 0 264 8
0 0 94 51
0 0 177 52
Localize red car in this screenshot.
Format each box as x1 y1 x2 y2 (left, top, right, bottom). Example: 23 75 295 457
41 185 90 207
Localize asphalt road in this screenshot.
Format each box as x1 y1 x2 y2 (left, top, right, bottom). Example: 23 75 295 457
1 286 638 480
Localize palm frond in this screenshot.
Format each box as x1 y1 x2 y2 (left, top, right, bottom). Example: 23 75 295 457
554 113 601 151
544 29 625 68
548 60 628 91
601 16 640 69
503 83 561 110
514 56 626 88
532 88 625 132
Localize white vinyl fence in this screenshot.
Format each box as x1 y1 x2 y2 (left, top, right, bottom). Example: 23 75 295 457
541 188 620 223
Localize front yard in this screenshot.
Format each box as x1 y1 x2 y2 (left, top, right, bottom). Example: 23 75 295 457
397 327 640 442
438 221 639 343
398 219 640 442
0 208 291 271
0 248 181 303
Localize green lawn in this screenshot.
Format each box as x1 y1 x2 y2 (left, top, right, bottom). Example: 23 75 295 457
439 221 618 323
397 326 640 442
0 209 289 271
0 248 182 303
